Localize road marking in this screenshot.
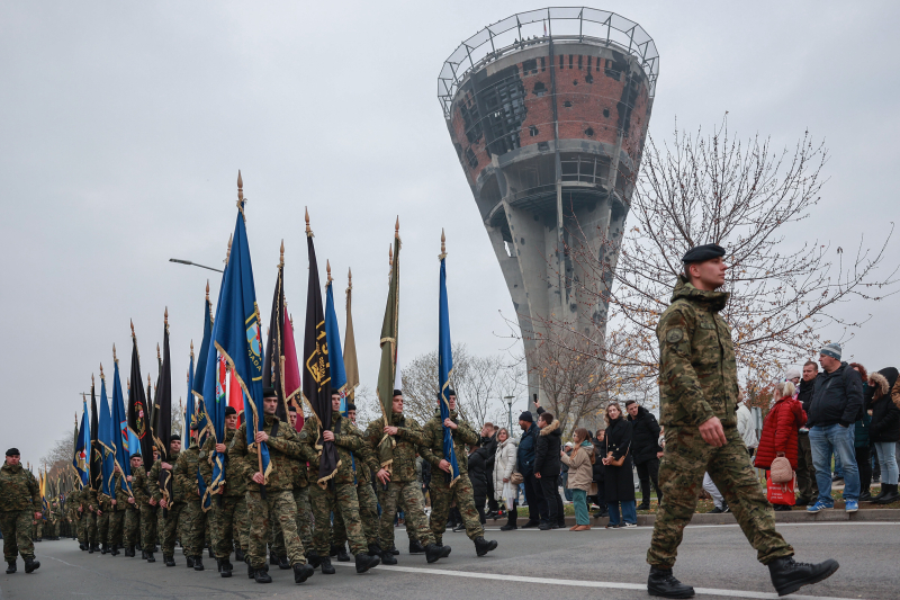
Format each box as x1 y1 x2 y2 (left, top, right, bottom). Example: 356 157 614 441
476 521 900 531
336 563 864 600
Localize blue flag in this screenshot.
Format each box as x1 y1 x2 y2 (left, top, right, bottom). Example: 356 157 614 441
73 400 90 487
214 201 270 482
438 253 461 486
324 279 348 415
98 373 116 498
110 356 133 495
191 293 214 444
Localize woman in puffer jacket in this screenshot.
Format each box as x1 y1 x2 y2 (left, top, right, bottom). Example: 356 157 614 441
755 381 808 510
493 428 519 530
868 368 900 504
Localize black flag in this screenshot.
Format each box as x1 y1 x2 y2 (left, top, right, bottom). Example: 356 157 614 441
127 323 155 470
302 215 338 484
89 376 102 492
263 242 289 421
154 309 174 506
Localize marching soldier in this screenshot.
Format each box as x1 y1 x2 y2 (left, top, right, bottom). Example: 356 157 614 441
96 486 111 554
646 244 838 598
203 406 246 577
174 423 209 571
108 464 125 555
229 388 315 585
149 435 183 567
131 452 157 562
364 390 450 565
420 390 497 557
0 449 41 574
83 481 101 553
332 401 378 562
300 391 381 576
119 454 142 557
269 406 314 568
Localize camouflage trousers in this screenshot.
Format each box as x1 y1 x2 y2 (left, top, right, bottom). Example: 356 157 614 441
98 511 110 545
34 521 42 539
139 504 158 550
377 480 433 549
123 507 139 547
212 494 248 558
272 487 313 557
108 509 124 545
247 490 306 568
160 501 186 557
0 510 35 560
429 473 483 543
76 512 88 544
181 500 207 557
309 483 366 556
157 506 167 547
335 481 379 548
647 425 794 568
84 511 98 544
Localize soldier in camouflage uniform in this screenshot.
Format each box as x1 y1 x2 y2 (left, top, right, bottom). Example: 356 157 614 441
118 454 142 556
65 490 81 544
33 514 43 542
83 484 101 552
175 424 209 571
131 454 158 562
301 392 381 576
646 244 838 599
364 391 450 565
108 465 125 555
74 486 89 549
0 449 41 574
96 489 111 553
332 402 378 561
149 436 183 566
419 391 497 557
202 405 246 577
229 390 315 585
270 406 314 566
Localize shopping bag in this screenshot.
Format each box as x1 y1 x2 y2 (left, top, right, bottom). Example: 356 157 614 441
766 472 796 506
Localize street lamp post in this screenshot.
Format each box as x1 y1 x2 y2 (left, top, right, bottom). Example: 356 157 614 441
505 395 515 432
169 258 223 273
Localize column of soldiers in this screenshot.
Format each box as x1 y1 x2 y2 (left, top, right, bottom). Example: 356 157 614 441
2 388 498 584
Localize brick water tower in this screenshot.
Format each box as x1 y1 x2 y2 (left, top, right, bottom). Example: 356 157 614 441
438 8 658 405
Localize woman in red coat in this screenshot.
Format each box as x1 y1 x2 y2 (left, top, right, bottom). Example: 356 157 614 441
755 381 808 510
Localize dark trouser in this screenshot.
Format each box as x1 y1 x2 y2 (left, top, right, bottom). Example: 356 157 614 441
473 490 486 524
505 500 518 526
636 458 662 504
796 432 818 502
538 475 564 526
522 473 547 523
856 445 872 494
871 443 881 481
485 471 499 512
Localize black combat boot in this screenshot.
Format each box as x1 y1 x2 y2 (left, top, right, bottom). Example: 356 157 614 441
305 550 321 568
80 543 87 551
186 555 195 568
23 557 40 574
234 546 245 562
389 544 399 555
319 556 336 574
164 554 175 567
277 555 291 570
409 539 426 555
145 550 155 563
101 543 108 555
380 546 398 565
125 545 135 557
208 546 215 559
355 552 380 574
425 543 452 564
768 556 839 597
648 566 694 598
269 551 279 566
335 544 350 562
6 561 16 574
293 562 314 584
110 544 120 556
474 537 497 557
193 555 204 571
216 558 229 577
366 543 382 557
247 562 256 579
253 564 272 584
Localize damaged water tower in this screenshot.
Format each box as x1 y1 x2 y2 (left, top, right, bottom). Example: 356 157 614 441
438 8 658 405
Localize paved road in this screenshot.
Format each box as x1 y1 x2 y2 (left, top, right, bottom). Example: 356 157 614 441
2 521 896 600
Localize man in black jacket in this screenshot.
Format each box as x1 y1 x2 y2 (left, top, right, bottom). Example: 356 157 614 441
626 400 663 510
479 424 499 518
533 411 565 530
796 361 819 505
807 343 863 513
516 412 546 528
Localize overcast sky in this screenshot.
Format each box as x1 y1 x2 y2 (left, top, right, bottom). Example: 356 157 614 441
2 1 898 466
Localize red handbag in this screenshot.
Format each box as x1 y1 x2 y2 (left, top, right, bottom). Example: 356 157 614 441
766 472 796 506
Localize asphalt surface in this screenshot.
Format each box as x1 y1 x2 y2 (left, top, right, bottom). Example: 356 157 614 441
2 520 897 600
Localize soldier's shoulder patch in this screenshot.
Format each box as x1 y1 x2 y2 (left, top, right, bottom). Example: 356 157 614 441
666 328 684 343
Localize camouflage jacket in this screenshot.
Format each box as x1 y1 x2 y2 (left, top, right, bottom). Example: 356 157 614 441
148 450 182 503
114 472 136 509
0 464 41 512
301 411 377 486
131 465 152 506
657 276 739 428
83 487 100 513
365 413 423 483
418 410 479 476
65 493 79 520
201 428 246 497
229 414 308 493
174 441 208 503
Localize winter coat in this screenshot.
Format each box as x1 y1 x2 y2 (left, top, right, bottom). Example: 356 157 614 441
534 419 562 477
603 416 635 503
627 406 662 464
467 446 490 498
868 368 900 443
798 375 817 415
737 403 759 449
493 437 518 500
560 441 594 492
480 432 498 477
516 422 540 476
808 362 864 428
855 384 874 448
754 396 806 470
591 435 606 483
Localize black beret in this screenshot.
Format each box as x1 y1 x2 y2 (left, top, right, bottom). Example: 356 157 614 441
170 435 181 442
130 453 142 459
6 448 20 457
288 405 298 413
346 402 357 412
392 389 403 397
446 389 457 397
682 243 725 264
262 386 277 398
518 411 533 423
225 406 237 416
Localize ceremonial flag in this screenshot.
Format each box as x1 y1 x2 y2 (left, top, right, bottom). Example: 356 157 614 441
127 325 154 469
375 222 401 469
98 368 116 498
185 348 196 437
72 400 90 487
154 309 174 507
111 347 133 484
284 313 303 431
263 242 291 421
214 173 271 485
302 211 338 484
438 232 460 485
344 269 359 403
191 284 214 442
225 361 243 425
324 262 348 415
89 376 102 491
199 272 228 510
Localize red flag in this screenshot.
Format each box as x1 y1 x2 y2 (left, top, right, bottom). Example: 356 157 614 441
283 310 303 431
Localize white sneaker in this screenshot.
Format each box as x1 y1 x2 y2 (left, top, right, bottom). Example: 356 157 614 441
624 522 637 528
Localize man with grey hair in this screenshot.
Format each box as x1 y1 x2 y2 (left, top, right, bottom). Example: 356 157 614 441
807 343 863 514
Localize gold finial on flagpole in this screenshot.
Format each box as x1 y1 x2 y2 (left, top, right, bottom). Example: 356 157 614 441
100 363 104 379
348 267 352 289
157 343 161 362
237 170 245 216
164 307 169 333
130 319 135 338
439 228 447 260
92 373 95 386
280 239 285 268
127 378 130 391
327 259 332 285
113 343 117 364
147 373 151 388
225 233 233 266
305 207 313 237
205 280 210 301
190 340 194 359
395 216 400 239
